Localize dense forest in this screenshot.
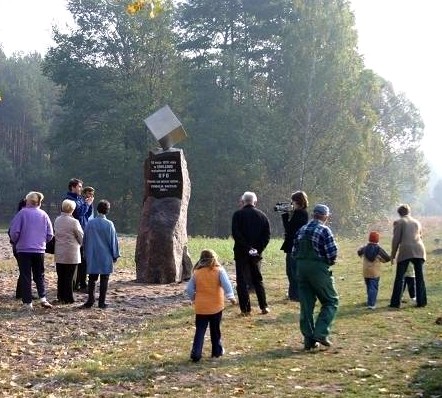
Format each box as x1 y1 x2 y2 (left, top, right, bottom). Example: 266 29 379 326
0 0 433 236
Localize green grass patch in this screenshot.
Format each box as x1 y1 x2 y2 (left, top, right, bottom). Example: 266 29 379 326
2 224 442 397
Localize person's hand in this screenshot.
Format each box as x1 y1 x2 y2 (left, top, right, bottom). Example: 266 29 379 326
229 298 237 305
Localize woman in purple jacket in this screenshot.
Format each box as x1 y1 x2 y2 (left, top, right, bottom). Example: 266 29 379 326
9 191 54 310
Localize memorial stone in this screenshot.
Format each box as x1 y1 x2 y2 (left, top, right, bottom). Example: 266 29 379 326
135 106 191 283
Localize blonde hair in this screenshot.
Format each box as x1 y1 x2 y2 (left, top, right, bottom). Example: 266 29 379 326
61 199 76 213
194 249 221 270
25 191 44 207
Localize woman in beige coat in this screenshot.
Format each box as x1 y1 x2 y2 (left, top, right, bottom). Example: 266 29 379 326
389 204 426 308
54 199 84 304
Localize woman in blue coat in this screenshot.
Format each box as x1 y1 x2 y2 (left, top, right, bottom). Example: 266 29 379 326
81 200 120 309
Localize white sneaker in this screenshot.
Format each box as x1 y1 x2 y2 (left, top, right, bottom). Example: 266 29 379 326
40 298 53 308
21 303 33 311
367 306 376 310
411 297 416 302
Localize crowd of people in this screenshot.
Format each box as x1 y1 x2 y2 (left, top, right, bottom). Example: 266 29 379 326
185 190 428 360
7 184 428 359
8 178 120 310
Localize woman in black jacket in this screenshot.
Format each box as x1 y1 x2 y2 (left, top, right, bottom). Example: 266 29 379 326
280 191 309 301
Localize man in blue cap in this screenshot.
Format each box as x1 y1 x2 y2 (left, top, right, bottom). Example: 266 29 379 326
292 204 338 350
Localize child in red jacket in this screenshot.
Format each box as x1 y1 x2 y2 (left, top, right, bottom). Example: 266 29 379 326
357 231 391 309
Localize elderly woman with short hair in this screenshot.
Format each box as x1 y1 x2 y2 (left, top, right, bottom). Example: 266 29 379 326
9 191 54 310
389 204 427 308
54 199 84 304
81 200 120 309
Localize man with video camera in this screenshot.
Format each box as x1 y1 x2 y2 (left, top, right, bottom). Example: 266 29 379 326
278 191 309 301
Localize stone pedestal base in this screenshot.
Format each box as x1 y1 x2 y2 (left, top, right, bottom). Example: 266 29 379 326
135 149 191 283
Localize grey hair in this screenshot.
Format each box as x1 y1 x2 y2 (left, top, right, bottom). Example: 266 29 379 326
241 191 257 205
61 199 76 213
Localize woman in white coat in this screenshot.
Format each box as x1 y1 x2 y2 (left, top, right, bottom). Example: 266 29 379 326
54 199 84 304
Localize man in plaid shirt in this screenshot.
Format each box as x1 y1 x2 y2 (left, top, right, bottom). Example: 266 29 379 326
293 204 338 350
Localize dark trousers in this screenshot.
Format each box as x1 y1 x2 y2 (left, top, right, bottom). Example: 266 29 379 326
56 263 78 303
390 259 426 307
235 253 268 313
14 252 22 299
287 253 299 301
86 274 110 306
190 311 223 361
402 276 416 299
15 276 22 299
17 252 46 304
74 247 87 289
364 277 380 307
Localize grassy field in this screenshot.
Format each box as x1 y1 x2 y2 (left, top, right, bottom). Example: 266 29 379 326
1 218 442 397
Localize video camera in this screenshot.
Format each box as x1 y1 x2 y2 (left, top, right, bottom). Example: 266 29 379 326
273 202 293 213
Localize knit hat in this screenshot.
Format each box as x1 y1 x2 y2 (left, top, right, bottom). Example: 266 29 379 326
369 231 380 243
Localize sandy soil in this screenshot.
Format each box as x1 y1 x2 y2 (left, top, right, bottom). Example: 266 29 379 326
0 233 190 391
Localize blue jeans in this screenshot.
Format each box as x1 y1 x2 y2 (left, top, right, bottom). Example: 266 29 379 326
364 277 380 307
190 311 223 361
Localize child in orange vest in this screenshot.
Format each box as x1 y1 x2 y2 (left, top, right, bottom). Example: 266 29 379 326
357 231 391 309
186 249 236 362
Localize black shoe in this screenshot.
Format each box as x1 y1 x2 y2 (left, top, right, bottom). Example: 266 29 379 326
190 356 200 363
315 337 332 347
98 303 109 309
212 348 225 358
304 342 320 351
239 311 251 317
80 301 94 309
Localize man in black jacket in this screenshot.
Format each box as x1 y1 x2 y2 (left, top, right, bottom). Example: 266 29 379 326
232 191 270 315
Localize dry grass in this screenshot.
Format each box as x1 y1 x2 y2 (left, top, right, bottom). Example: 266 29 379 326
1 219 442 397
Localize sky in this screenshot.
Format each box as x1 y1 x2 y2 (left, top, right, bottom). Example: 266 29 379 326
0 0 441 176
350 0 442 178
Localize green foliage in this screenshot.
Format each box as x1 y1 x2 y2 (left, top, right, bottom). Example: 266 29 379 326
43 0 178 232
0 1 430 235
0 50 58 222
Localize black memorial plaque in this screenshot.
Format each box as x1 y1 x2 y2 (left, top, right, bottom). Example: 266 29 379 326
147 151 183 199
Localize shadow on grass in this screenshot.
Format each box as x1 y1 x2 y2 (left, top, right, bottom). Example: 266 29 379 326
413 362 442 396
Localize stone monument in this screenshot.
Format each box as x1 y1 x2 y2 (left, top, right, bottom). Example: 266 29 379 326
135 105 192 283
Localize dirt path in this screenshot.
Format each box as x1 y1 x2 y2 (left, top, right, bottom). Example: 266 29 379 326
0 233 189 391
